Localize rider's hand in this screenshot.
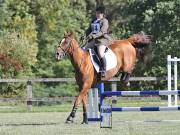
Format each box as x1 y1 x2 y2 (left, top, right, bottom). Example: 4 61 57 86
79 35 86 41
86 33 95 41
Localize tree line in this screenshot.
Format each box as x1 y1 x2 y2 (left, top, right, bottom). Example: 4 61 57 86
0 0 179 97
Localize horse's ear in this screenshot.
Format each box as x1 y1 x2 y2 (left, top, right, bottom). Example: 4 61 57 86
64 31 73 37
64 31 68 37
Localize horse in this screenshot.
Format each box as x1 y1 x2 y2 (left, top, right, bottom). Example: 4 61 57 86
55 31 151 124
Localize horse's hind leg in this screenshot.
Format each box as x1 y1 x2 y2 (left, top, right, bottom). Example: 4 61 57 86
121 57 135 86
120 72 131 84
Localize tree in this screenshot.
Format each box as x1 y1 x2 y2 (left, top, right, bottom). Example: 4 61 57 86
0 0 38 76
0 0 179 96
0 0 38 96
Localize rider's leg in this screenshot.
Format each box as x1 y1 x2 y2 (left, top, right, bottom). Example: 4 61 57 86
97 45 107 77
97 45 106 58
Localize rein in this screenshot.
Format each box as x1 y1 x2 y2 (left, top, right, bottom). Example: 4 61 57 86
58 38 72 55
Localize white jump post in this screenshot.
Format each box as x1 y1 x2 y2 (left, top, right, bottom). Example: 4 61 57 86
167 55 179 107
168 55 172 106
174 57 178 106
88 88 99 120
88 89 93 118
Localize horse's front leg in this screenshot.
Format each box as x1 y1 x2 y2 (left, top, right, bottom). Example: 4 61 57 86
65 96 81 124
66 90 87 124
81 94 88 124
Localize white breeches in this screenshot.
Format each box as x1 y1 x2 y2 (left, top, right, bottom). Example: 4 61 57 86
97 45 106 58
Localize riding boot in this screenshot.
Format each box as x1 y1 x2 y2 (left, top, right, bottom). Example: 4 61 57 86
100 56 106 77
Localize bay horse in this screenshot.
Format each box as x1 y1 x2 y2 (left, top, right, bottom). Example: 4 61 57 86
55 31 151 124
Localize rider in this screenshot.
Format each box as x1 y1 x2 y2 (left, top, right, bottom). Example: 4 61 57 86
84 6 112 77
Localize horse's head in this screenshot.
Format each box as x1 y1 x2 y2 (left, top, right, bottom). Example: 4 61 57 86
55 31 73 60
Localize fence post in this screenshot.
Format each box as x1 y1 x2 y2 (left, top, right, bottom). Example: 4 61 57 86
111 82 117 104
27 80 32 111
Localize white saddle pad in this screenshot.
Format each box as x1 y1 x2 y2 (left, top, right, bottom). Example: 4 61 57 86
89 48 117 73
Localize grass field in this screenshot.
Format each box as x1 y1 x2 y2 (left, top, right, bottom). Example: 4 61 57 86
0 97 170 113
0 99 180 135
0 111 180 135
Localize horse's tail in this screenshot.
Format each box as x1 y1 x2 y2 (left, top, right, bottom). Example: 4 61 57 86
127 33 152 64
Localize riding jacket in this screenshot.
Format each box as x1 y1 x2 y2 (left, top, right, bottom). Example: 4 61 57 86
85 18 112 46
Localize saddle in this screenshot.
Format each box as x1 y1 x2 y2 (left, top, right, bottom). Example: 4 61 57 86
89 47 117 73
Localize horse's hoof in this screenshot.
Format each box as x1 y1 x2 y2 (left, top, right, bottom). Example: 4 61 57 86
65 117 74 124
81 122 88 124
122 81 130 87
81 121 88 124
123 82 130 87
65 119 73 124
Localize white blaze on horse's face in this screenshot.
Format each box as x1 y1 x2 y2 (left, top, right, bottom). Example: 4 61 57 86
56 38 67 60
60 38 65 46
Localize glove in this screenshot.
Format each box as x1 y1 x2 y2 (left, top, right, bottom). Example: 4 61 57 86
86 33 96 41
79 35 86 41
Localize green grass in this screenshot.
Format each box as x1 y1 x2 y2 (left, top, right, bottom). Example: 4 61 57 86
0 98 176 113
0 112 180 135
0 103 74 113
0 99 180 135
115 99 169 107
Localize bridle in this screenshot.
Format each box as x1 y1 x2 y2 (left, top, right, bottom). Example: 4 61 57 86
58 37 72 55
56 36 85 71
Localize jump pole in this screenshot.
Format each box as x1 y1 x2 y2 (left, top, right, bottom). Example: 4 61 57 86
101 90 180 111
111 106 180 111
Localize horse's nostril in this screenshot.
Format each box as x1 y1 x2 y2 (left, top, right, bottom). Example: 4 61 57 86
56 52 59 55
